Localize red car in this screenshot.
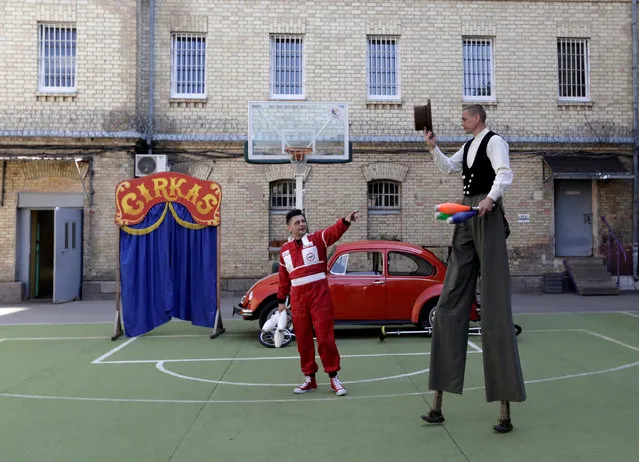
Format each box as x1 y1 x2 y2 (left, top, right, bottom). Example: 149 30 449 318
233 240 448 330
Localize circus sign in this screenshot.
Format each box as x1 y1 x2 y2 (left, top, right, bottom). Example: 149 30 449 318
115 172 221 226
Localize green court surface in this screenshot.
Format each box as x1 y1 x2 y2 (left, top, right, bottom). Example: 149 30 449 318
1 312 638 462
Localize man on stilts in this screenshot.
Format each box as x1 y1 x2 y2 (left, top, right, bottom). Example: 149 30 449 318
421 104 526 433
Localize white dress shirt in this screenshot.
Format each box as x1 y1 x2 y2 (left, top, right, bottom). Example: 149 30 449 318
429 127 513 201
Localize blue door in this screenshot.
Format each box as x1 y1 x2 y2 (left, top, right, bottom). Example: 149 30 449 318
53 207 83 303
554 180 593 256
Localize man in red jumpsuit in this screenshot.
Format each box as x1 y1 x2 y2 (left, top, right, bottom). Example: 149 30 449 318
277 208 359 396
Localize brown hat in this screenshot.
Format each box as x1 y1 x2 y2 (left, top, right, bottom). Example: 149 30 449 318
414 100 433 133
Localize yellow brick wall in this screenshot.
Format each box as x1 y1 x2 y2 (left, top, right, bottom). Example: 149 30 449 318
1 0 635 295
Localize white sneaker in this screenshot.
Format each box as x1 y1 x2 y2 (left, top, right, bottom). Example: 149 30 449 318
330 376 348 396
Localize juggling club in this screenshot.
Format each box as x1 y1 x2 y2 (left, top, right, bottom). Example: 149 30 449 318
434 202 479 215
434 212 451 220
446 210 478 224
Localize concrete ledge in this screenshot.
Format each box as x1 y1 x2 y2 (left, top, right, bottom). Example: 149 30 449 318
0 282 24 303
81 278 261 301
511 276 543 293
82 281 117 301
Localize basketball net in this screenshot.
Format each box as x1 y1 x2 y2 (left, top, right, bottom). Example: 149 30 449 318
284 147 312 211
284 147 312 177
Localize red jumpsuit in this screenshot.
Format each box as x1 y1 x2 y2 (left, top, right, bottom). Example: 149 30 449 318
277 219 350 376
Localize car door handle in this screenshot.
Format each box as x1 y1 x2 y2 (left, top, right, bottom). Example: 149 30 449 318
372 280 385 285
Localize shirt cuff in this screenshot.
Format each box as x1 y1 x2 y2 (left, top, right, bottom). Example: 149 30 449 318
342 218 351 226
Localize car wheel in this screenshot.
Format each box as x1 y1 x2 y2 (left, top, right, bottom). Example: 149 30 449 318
258 300 280 329
418 300 438 330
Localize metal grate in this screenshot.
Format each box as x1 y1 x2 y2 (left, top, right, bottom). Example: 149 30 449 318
38 24 77 92
462 37 494 100
557 38 590 100
171 33 207 98
270 180 296 210
270 35 304 98
368 180 401 209
367 36 400 100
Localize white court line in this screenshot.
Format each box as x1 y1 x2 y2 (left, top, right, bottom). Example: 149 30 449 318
98 351 482 365
468 340 482 352
92 337 138 364
156 361 431 386
0 328 638 404
0 321 112 326
585 331 639 353
2 336 106 341
3 360 639 404
516 310 637 316
621 311 639 319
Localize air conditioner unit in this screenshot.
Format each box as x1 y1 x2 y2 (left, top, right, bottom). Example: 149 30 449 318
135 154 168 177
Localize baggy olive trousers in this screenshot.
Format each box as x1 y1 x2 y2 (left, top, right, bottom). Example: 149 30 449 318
428 195 526 402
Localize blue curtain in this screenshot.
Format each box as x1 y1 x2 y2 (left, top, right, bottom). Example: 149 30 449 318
168 203 218 329
119 203 218 337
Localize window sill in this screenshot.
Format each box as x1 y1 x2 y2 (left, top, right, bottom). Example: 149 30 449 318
170 98 207 108
368 209 401 215
557 100 593 109
36 92 77 102
366 99 403 108
269 96 307 102
462 99 497 107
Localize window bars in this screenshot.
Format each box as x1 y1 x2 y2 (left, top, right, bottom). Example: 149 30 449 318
368 180 401 210
171 33 207 98
462 38 494 100
367 36 400 100
557 38 590 101
38 24 77 92
270 180 297 210
270 35 304 98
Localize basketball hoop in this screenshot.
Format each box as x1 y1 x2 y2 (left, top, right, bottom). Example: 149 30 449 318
285 147 312 163
285 147 313 177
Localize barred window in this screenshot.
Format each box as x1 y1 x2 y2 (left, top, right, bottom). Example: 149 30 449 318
270 35 304 99
368 180 401 210
171 33 206 98
367 36 400 100
38 24 77 92
557 38 590 101
270 180 296 210
462 37 494 101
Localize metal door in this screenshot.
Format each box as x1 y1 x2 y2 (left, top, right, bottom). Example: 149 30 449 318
554 180 592 256
53 207 83 303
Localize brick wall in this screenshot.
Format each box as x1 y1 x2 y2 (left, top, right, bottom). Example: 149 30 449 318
1 0 635 297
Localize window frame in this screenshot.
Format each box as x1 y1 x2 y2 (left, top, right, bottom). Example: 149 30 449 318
269 179 297 212
557 37 591 102
329 251 384 276
387 251 434 277
37 23 77 93
367 180 401 214
366 35 401 102
270 34 305 100
170 32 207 99
462 36 495 103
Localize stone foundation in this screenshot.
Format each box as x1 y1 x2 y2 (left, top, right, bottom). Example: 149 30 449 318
0 282 23 303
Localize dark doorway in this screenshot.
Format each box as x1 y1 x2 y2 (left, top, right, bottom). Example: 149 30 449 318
29 210 54 298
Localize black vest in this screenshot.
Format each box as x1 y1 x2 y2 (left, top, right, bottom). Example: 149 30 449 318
462 131 497 196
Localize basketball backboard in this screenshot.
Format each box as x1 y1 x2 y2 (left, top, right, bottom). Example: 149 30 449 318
246 101 350 164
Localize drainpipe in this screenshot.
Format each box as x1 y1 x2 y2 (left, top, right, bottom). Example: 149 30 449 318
147 0 155 155
633 0 638 280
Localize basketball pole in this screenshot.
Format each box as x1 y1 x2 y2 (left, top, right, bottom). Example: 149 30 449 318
295 172 304 211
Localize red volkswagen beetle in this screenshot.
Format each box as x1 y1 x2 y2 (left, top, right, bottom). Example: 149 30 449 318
233 240 448 331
